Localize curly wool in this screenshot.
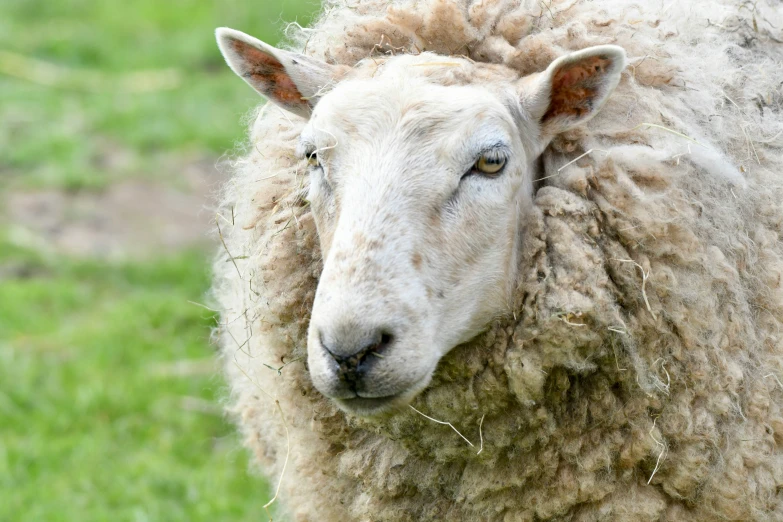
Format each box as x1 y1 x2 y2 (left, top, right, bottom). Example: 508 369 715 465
212 0 783 520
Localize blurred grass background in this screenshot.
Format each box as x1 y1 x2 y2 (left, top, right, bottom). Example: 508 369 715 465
0 0 317 520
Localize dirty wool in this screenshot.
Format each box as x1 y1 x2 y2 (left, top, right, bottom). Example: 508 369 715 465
211 0 783 520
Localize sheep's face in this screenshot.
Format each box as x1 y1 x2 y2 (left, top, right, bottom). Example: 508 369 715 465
217 29 626 416
301 66 533 414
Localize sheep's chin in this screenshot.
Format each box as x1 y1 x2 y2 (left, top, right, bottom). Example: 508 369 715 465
333 373 434 417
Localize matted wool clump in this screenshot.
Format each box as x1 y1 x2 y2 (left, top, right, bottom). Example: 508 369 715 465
212 0 783 520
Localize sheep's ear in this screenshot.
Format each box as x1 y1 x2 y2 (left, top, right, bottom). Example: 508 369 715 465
216 27 344 118
521 45 626 143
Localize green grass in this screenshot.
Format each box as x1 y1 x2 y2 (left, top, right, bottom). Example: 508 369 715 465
0 0 318 189
0 241 269 521
0 0 319 520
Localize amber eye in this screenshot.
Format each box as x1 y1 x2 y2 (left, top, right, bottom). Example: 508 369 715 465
307 152 320 168
474 154 506 175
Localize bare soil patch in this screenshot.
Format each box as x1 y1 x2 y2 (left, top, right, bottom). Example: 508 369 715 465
3 158 225 259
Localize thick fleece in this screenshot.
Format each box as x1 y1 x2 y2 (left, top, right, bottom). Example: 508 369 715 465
212 0 783 520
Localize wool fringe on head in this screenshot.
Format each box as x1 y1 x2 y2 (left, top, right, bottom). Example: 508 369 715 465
212 0 783 520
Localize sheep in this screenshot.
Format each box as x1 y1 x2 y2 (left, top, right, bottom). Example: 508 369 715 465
211 0 783 520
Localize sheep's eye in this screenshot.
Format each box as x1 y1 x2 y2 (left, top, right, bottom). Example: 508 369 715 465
307 152 321 168
474 153 506 175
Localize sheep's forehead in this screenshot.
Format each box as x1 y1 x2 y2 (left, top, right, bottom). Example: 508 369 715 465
309 58 521 156
354 53 520 86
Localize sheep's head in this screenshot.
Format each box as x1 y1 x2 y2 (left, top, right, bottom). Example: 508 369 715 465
217 28 625 416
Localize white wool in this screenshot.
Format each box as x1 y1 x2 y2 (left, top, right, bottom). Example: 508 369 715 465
212 0 783 520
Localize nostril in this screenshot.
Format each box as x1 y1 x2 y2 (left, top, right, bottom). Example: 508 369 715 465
378 332 393 352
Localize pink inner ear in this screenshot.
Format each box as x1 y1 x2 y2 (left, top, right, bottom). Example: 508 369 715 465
544 56 613 121
230 39 307 109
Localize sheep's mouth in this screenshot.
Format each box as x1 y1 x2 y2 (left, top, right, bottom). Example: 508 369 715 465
324 357 439 417
334 371 435 417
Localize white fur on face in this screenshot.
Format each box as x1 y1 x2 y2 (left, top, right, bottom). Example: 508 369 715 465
303 55 536 415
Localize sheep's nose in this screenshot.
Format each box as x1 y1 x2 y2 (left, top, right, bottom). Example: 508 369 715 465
319 327 393 387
